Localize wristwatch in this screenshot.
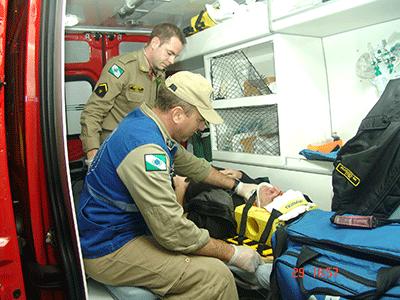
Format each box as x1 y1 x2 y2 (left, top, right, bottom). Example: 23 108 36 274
231 179 241 193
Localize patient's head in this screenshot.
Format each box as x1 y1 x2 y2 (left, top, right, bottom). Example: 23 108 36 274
257 183 283 207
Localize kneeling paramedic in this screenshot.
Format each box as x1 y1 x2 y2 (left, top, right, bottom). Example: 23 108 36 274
77 71 263 299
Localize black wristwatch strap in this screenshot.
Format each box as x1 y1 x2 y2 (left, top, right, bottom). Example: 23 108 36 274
231 179 241 193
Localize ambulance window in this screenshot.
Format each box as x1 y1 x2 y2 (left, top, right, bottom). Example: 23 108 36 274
65 41 90 63
119 42 144 55
65 81 92 135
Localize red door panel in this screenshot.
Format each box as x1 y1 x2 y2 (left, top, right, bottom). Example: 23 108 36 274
0 0 26 299
65 33 103 81
5 0 63 299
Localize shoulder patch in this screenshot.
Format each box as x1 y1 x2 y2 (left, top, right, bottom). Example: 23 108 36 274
145 154 167 171
108 64 125 78
94 83 108 97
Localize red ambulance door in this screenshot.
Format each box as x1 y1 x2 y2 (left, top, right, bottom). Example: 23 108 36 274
0 0 26 298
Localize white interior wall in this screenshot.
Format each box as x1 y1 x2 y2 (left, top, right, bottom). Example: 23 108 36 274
213 18 400 211
274 34 331 157
323 18 400 142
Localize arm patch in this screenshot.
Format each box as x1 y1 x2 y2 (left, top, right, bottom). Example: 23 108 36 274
94 83 108 98
145 154 167 171
108 64 125 78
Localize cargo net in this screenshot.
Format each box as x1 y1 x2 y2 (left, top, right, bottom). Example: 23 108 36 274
210 50 272 100
215 105 280 155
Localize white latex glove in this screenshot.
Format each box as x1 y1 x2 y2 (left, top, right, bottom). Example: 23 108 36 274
228 245 263 273
235 182 258 201
85 149 98 167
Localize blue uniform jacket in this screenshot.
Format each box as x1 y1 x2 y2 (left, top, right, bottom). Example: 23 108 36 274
77 108 177 259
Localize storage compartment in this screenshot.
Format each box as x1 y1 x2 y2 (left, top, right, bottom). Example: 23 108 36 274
204 37 280 165
214 105 280 155
209 41 276 100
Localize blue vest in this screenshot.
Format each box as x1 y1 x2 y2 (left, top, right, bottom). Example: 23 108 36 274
78 108 177 259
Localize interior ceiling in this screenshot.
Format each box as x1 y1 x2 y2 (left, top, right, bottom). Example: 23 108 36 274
66 0 230 30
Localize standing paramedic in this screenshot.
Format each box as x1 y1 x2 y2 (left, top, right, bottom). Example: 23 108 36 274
80 23 221 188
80 23 185 163
77 71 262 299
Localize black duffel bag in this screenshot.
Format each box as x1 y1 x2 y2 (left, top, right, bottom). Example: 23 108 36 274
332 78 400 218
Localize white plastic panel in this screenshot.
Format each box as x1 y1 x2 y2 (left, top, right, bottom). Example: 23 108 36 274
119 42 145 55
65 80 93 135
273 34 331 158
323 18 400 142
270 0 400 37
65 40 90 63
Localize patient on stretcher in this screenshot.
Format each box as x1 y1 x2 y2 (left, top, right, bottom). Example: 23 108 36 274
256 182 316 221
178 169 316 290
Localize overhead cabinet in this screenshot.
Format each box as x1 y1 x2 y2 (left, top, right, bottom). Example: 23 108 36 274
178 2 271 62
269 0 400 37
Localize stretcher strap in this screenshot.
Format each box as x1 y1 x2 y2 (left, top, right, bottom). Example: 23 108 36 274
237 192 257 245
256 208 282 255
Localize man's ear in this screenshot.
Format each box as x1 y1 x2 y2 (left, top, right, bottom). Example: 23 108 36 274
171 106 186 124
150 36 161 49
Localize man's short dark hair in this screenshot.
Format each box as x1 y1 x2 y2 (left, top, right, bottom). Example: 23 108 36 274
156 84 195 115
150 23 186 46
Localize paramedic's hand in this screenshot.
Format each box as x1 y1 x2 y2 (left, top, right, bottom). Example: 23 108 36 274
220 168 243 180
85 149 98 167
235 182 258 201
228 245 263 273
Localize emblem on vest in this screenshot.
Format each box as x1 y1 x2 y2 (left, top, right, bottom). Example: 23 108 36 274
108 64 124 78
129 84 144 93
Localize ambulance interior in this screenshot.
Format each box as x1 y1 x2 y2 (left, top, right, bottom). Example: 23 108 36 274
63 0 400 298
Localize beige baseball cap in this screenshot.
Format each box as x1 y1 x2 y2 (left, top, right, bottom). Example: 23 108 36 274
165 71 223 124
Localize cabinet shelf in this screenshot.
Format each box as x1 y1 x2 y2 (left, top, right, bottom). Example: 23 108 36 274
212 94 278 110
270 0 400 37
212 152 333 174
